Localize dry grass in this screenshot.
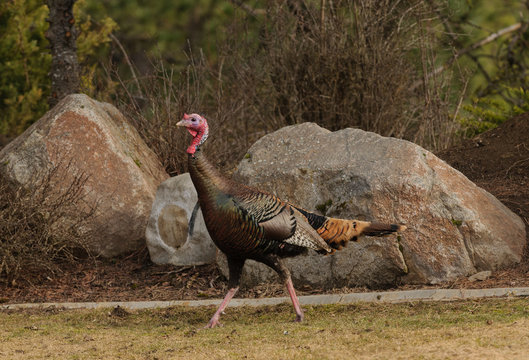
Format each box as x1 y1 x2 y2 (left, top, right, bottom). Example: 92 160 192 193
1 298 528 359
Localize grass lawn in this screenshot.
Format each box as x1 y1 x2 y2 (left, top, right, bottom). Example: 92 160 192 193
1 298 528 359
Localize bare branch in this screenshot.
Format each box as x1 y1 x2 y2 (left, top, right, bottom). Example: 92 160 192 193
229 0 265 17
413 22 522 90
109 33 143 97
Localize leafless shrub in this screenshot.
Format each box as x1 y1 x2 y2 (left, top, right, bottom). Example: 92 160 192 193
208 0 464 154
0 162 96 285
407 13 468 150
113 53 207 176
115 0 465 175
113 49 257 174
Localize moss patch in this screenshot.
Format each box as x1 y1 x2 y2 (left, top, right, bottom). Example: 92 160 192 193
315 199 333 215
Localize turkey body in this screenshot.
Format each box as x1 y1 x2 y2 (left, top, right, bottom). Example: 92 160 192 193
189 148 401 259
189 148 317 260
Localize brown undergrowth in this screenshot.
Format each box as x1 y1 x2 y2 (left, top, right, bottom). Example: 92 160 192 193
0 162 96 286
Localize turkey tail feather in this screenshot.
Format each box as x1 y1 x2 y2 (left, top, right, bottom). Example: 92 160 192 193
292 206 406 251
318 218 405 250
362 222 407 237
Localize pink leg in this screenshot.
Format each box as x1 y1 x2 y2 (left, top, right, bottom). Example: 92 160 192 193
205 287 239 328
286 278 304 322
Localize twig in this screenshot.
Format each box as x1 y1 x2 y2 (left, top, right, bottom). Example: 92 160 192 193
506 158 529 176
452 77 469 123
109 33 143 97
412 22 522 90
152 267 193 276
229 0 266 17
321 0 326 33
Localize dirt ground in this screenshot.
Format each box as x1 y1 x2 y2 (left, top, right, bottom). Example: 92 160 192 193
1 114 528 304
436 112 529 287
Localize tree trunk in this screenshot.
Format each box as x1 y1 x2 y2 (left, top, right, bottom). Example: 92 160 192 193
45 0 80 107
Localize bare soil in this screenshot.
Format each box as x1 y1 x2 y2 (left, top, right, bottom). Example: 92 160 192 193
434 112 529 288
1 114 529 304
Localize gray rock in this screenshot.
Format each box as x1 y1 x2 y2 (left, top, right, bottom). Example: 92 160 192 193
217 122 525 288
146 173 216 265
0 94 168 257
218 236 406 288
468 270 492 282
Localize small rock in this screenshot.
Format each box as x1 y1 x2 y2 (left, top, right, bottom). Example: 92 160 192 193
468 270 492 282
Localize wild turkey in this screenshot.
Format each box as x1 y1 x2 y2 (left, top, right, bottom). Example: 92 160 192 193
177 113 406 328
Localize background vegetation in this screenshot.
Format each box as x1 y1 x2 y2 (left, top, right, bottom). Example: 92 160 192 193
1 0 529 280
0 0 116 137
2 1 529 164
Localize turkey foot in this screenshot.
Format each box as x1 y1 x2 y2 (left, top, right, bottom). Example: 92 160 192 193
205 316 223 329
204 287 238 329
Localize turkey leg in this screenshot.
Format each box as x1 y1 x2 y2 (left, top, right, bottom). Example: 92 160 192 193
205 257 244 328
206 286 239 328
259 254 304 322
285 277 304 322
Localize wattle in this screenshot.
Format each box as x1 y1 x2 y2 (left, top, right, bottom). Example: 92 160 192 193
187 145 197 154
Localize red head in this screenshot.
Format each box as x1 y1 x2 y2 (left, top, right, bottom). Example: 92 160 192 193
176 113 209 155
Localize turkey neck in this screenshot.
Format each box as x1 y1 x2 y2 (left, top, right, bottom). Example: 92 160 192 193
188 148 231 206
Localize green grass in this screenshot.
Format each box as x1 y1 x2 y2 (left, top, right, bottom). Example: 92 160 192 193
1 298 529 359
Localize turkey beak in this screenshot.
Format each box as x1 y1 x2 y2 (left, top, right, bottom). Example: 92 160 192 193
177 113 192 127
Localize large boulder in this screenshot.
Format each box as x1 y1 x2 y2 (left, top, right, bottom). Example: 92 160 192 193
219 122 525 288
146 173 216 265
0 94 168 257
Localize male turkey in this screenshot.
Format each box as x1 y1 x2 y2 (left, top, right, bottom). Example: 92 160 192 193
177 113 406 328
